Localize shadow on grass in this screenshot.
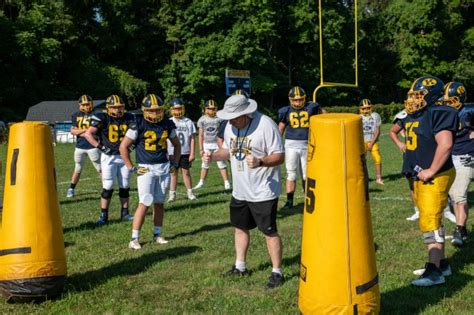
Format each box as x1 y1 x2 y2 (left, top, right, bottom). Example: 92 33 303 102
63 218 129 234
60 196 98 205
380 172 405 182
278 202 303 219
66 245 199 293
166 198 228 212
381 230 474 314
254 253 301 279
167 222 231 240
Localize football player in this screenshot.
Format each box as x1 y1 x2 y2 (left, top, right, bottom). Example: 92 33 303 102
66 95 101 198
278 86 324 208
443 82 473 247
120 94 181 250
194 99 230 190
360 99 384 185
167 98 198 201
84 94 135 225
399 76 458 287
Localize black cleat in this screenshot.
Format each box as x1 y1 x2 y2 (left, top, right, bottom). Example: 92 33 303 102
283 200 293 209
223 265 250 277
451 226 468 247
267 272 285 289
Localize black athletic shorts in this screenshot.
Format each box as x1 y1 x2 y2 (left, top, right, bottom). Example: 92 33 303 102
404 173 414 191
229 197 278 235
170 154 192 170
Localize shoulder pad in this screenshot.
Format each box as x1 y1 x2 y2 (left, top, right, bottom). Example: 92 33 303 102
392 110 407 123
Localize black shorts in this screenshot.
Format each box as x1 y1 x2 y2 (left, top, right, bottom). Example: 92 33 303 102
170 154 192 170
229 197 278 235
404 173 414 191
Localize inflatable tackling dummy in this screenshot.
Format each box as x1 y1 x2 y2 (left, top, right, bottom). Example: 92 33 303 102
0 122 66 302
299 114 380 314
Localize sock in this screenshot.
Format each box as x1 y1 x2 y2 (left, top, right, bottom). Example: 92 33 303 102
70 183 76 189
235 260 246 271
225 180 230 185
131 229 140 240
154 226 162 237
100 209 108 220
414 207 419 213
272 267 282 275
287 192 294 202
187 189 193 194
169 190 176 195
199 180 204 185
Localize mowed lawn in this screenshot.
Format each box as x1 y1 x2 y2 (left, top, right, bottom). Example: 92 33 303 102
0 124 473 314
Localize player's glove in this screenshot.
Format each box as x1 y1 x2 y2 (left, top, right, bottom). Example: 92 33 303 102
98 144 111 155
169 161 179 174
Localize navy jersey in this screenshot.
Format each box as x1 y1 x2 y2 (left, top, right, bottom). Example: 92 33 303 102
130 115 176 164
401 105 458 175
452 104 474 156
277 102 322 140
217 120 228 140
90 112 135 155
71 111 95 149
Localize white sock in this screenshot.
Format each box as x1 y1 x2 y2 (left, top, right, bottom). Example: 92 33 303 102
414 207 419 213
187 189 193 194
272 267 282 275
154 226 162 236
131 229 140 240
235 260 246 271
199 180 204 185
224 180 230 185
169 190 176 195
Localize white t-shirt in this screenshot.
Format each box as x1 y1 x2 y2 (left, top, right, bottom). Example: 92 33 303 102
167 117 197 155
222 112 284 202
361 112 381 142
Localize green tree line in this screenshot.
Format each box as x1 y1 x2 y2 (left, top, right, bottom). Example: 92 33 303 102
0 0 472 121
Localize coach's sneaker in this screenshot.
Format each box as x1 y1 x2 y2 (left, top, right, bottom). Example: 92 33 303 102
411 263 445 287
223 265 250 277
167 191 176 202
406 211 420 221
128 238 141 250
224 181 231 190
66 188 75 198
451 226 467 247
153 235 169 244
194 181 204 189
413 259 452 277
96 212 108 226
443 209 456 224
187 191 197 200
267 272 285 289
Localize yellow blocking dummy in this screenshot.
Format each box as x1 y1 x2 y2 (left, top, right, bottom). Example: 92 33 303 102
0 122 66 302
299 114 380 314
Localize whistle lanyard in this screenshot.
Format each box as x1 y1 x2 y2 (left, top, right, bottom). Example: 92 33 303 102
236 118 253 155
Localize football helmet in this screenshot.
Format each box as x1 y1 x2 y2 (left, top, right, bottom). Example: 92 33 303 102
442 82 466 110
288 86 306 109
105 94 125 118
204 99 218 117
232 89 249 98
170 98 185 118
142 94 165 123
79 94 93 113
404 76 444 114
359 99 372 116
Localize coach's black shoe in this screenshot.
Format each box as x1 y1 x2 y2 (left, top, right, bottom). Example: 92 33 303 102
223 265 250 277
283 200 293 209
267 272 285 289
452 226 467 247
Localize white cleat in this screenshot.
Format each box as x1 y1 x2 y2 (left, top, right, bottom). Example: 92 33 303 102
194 182 204 189
167 192 176 202
128 239 141 250
154 236 169 244
187 192 197 200
406 212 419 221
443 210 456 224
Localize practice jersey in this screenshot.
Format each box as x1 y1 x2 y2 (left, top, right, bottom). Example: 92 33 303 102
90 112 135 155
125 115 176 164
167 116 196 155
222 111 284 202
452 104 474 156
72 111 96 149
361 112 382 142
400 105 458 175
197 115 224 144
278 102 322 143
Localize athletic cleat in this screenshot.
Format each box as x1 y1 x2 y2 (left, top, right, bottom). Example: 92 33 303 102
224 181 231 190
223 265 250 277
283 200 293 209
413 259 452 277
443 210 456 224
66 188 75 198
411 263 445 287
187 192 197 200
167 192 176 202
375 178 384 185
128 239 141 250
267 272 285 289
194 182 204 189
154 236 169 244
96 213 108 226
451 226 467 247
406 211 419 221
121 214 134 222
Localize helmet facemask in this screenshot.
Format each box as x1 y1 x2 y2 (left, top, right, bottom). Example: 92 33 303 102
79 102 93 113
143 106 164 123
289 96 306 110
171 105 185 118
107 105 125 118
404 89 428 114
359 105 372 116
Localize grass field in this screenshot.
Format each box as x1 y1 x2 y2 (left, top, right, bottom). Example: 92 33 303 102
0 124 473 314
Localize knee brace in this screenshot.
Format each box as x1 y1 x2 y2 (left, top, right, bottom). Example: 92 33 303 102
287 170 297 181
423 226 445 244
101 189 114 199
119 188 130 198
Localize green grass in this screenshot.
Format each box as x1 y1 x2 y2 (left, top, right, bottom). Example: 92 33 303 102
0 124 473 314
